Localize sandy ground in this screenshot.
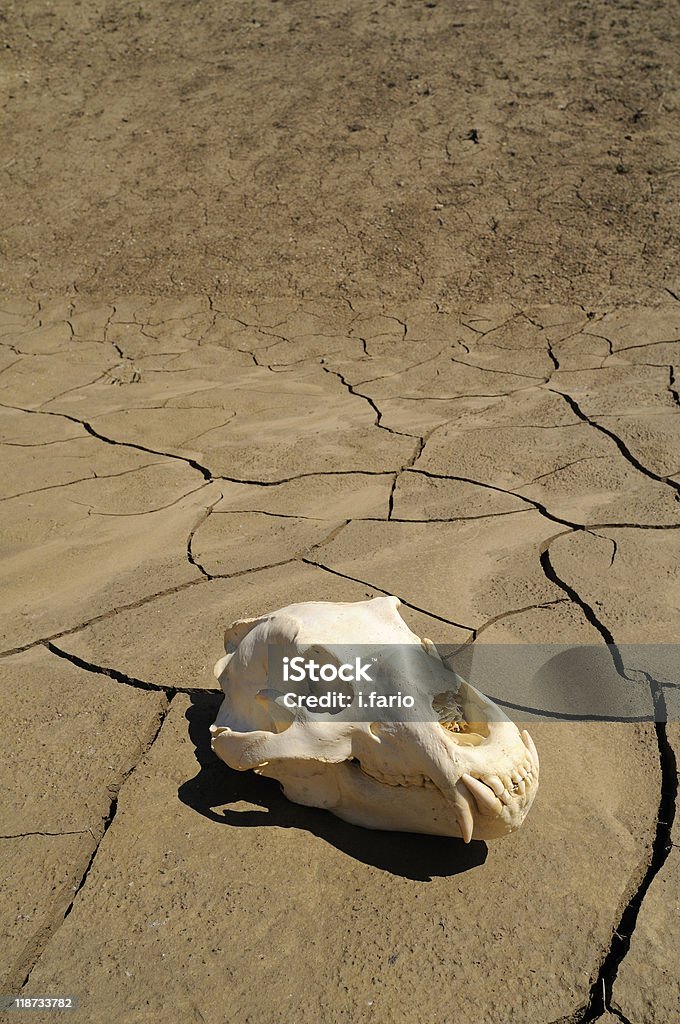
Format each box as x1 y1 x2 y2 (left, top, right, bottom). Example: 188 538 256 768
1 3 680 1024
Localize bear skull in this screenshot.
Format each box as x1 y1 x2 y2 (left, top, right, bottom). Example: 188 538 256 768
211 596 539 842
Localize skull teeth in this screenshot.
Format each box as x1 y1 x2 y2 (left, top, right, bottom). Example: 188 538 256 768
462 773 503 817
355 763 535 809
521 730 540 776
454 781 475 844
486 774 505 797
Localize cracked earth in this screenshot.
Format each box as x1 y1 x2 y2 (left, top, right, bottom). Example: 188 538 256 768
2 1 680 1023
1 296 679 1024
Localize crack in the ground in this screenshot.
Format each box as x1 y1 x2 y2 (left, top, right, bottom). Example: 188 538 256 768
0 829 95 840
186 492 224 578
669 366 680 409
320 364 421 441
470 597 570 642
386 425 438 520
576 682 677 1023
0 558 313 661
77 480 211 518
215 469 394 486
406 468 578 528
539 530 617 645
0 435 83 447
301 557 474 634
407 468 680 531
18 695 174 992
0 577 213 660
44 641 214 697
0 402 214 480
550 388 680 498
449 354 548 381
537 537 679 1023
0 460 166 503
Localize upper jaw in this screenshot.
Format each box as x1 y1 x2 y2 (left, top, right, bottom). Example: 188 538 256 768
420 723 540 842
353 724 539 842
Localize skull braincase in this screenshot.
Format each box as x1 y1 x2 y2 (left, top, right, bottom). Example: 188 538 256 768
211 596 539 842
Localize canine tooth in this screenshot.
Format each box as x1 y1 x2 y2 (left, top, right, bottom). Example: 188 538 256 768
521 730 540 773
486 775 505 797
453 781 475 844
517 779 526 797
462 774 503 817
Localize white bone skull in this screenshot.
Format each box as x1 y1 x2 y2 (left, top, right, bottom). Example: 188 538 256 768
211 596 539 842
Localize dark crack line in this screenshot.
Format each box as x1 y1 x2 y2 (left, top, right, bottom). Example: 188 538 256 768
537 538 679 1022
305 520 352 556
0 436 83 447
388 385 539 401
539 531 618 646
521 454 610 487
187 492 224 578
388 431 428 520
301 557 474 634
604 335 680 355
0 461 166 503
221 548 305 578
0 356 23 376
387 472 399 520
216 470 395 486
352 345 451 387
0 559 306 661
80 482 211 518
19 696 174 991
482 694 651 723
579 683 677 1023
549 389 680 497
669 366 680 409
406 468 578 528
1 829 95 840
470 598 570 643
320 365 421 441
365 508 533 524
45 641 187 696
0 577 214 660
407 469 680 531
212 509 327 521
547 340 560 370
38 368 115 408
449 354 547 381
0 402 214 481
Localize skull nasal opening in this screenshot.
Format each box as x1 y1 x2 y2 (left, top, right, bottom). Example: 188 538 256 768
432 689 491 744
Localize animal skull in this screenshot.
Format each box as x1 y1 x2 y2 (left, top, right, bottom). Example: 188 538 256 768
211 596 539 842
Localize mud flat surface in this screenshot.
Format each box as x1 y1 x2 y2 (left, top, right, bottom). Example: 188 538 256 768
1 3 680 1024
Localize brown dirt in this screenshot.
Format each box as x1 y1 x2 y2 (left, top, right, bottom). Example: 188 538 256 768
1 3 679 1023
1 0 680 306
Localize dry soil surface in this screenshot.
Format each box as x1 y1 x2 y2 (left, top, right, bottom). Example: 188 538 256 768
1 3 679 1024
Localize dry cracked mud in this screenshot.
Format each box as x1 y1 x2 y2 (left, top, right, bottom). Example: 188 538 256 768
1 296 679 1024
2 2 680 1023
